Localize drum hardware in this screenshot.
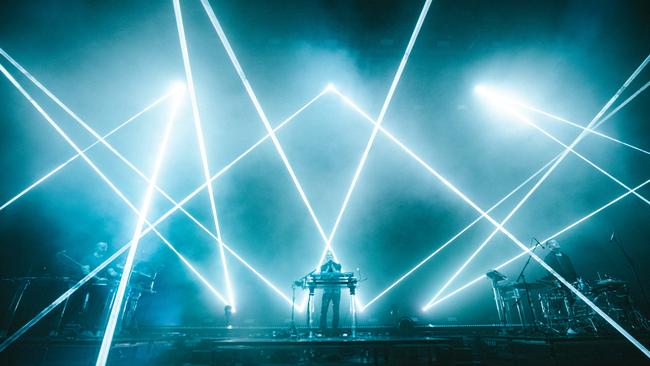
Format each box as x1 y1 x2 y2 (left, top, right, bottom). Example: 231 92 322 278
513 238 546 333
609 232 650 309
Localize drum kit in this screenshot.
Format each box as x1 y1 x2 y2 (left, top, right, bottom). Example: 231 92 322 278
488 271 650 335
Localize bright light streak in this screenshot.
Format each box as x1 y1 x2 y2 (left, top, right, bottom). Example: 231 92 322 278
1 48 233 308
96 90 180 366
425 102 650 307
423 74 650 308
427 61 650 353
0 64 230 351
0 63 219 344
319 0 434 271
420 59 649 321
437 86 650 310
596 79 650 129
424 177 650 310
360 155 556 310
198 0 335 262
0 243 130 353
476 84 650 156
2 47 328 311
327 82 650 357
504 106 650 205
330 86 556 310
17 87 328 349
0 74 174 212
421 56 650 309
174 0 235 308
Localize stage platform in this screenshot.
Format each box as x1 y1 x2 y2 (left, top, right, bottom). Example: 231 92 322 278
1 325 649 365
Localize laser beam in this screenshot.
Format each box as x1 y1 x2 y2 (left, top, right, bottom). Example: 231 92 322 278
329 87 557 310
2 86 329 351
197 0 336 262
0 48 176 213
96 84 180 366
330 78 649 310
0 49 237 307
475 84 650 156
0 67 230 351
423 55 650 309
324 82 649 356
320 0 434 269
425 63 649 305
174 0 235 309
423 177 650 310
3 48 330 313
501 104 650 205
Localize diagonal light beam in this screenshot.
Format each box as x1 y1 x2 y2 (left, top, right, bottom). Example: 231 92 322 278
318 0 435 270
0 88 172 213
424 54 650 307
323 84 649 356
327 82 649 310
0 86 329 351
329 78 650 309
173 0 235 308
0 49 236 305
427 177 650 309
330 88 562 310
501 103 650 205
596 79 650 130
2 48 328 313
475 83 650 156
197 0 336 261
95 85 180 366
0 63 228 352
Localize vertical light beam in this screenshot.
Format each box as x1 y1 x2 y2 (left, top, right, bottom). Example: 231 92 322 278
173 0 235 308
95 89 181 366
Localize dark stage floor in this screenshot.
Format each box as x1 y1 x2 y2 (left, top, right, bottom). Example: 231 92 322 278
1 325 649 365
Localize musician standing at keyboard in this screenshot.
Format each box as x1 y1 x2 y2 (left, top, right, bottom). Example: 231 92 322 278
320 250 342 331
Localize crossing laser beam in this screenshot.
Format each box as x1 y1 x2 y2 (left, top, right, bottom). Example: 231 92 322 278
475 84 650 156
198 0 336 262
318 0 434 270
2 47 331 314
0 49 237 306
423 56 650 309
0 86 329 351
502 105 650 205
96 85 181 366
334 71 647 310
424 177 650 309
329 87 558 310
0 68 230 351
426 73 650 305
0 49 176 213
174 0 235 309
325 83 649 357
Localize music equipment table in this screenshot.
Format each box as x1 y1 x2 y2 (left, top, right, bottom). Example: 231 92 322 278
295 272 359 337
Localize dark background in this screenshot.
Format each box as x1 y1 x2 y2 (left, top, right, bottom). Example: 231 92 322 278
0 0 649 329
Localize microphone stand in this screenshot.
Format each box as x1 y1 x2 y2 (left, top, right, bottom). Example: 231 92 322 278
611 234 650 310
515 239 543 334
290 270 315 337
